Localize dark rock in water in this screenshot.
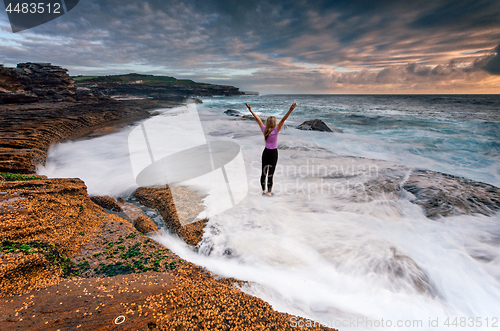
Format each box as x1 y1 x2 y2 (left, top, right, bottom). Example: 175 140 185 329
226 109 271 123
403 169 500 218
224 109 243 117
296 119 343 133
242 114 268 122
374 247 436 296
193 98 203 104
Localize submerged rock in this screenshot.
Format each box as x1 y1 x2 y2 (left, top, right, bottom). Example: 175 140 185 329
296 119 343 133
242 114 268 122
376 247 436 296
224 109 243 116
361 166 500 219
403 169 500 218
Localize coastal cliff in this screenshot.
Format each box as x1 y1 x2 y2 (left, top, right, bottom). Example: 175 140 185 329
75 73 244 101
1 63 244 104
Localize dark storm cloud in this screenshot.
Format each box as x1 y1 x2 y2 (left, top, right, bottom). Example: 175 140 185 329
410 0 500 31
0 0 499 92
483 44 500 75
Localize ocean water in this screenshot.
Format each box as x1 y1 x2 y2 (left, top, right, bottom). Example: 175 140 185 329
39 94 500 330
204 95 500 187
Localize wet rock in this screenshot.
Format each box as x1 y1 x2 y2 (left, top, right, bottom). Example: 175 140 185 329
297 119 342 132
133 215 159 235
169 186 206 226
116 199 147 221
133 186 208 246
90 195 122 212
103 197 160 235
73 211 185 279
403 169 500 218
0 272 176 330
177 219 208 247
374 247 436 295
0 265 334 331
224 109 243 116
242 114 268 122
134 186 180 232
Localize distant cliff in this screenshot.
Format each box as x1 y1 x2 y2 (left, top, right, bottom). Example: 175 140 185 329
0 63 244 104
74 73 244 101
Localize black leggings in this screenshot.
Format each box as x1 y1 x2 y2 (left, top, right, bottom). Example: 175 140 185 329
261 148 278 192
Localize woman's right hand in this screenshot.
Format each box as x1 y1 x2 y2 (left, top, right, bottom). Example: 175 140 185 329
245 103 264 127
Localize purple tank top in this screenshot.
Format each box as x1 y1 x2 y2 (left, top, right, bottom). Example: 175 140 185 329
261 126 278 149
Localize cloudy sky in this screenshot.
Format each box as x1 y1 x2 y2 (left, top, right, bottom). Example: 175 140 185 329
1 0 499 94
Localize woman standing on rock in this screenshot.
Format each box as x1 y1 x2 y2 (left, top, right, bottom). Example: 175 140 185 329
245 102 297 196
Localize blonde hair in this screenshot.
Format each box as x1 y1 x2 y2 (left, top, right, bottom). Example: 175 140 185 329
263 116 277 141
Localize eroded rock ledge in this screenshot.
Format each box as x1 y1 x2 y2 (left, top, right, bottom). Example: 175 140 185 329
133 186 208 247
403 169 500 219
0 98 165 174
1 63 81 103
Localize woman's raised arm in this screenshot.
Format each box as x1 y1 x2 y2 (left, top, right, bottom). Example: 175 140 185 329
245 103 265 128
277 102 297 132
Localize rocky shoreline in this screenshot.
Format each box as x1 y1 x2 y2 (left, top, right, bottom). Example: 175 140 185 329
0 63 334 330
4 62 499 330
